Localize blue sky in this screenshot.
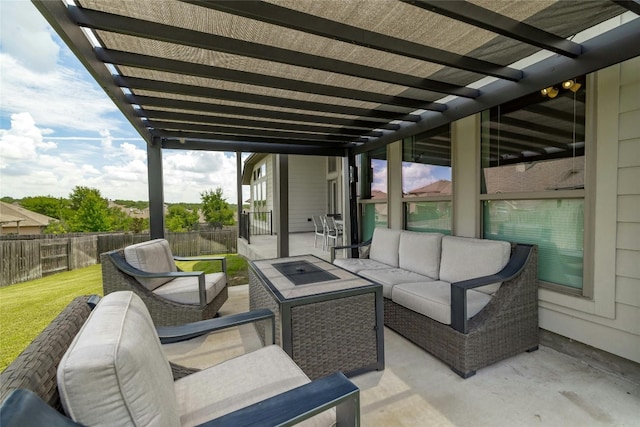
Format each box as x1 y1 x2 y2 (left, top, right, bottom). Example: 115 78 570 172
0 0 247 204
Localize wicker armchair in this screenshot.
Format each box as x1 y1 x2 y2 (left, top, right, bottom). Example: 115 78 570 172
100 239 228 326
0 293 360 427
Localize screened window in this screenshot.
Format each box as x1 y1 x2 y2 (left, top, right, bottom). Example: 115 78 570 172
481 76 586 292
402 125 452 234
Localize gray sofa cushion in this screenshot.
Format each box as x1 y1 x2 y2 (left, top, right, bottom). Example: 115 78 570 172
392 281 492 325
333 258 390 274
439 236 511 295
398 231 443 279
369 228 402 268
124 239 177 291
154 272 227 305
359 268 434 298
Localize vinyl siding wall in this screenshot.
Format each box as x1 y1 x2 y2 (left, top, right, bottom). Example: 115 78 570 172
288 156 327 233
537 58 640 363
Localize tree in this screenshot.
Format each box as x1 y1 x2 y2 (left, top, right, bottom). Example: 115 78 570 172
109 206 133 232
20 196 70 220
165 205 199 232
66 186 112 232
201 188 235 227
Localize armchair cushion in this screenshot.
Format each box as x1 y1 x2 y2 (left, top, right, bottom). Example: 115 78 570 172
58 291 179 426
369 228 402 267
154 272 227 305
439 236 511 295
398 231 443 279
392 281 491 325
124 239 177 291
175 345 334 427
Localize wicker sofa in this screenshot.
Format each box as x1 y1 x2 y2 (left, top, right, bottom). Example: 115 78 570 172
332 228 538 378
101 239 229 326
0 293 360 426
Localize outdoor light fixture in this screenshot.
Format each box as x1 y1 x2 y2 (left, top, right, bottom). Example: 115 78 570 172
540 86 559 98
562 79 582 92
542 79 582 98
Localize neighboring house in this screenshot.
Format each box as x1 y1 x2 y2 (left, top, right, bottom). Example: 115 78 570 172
0 202 56 235
242 153 344 234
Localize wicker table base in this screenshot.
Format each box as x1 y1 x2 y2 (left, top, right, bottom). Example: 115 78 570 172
249 255 384 380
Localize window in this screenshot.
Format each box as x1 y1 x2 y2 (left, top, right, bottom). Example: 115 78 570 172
481 76 586 292
328 157 338 174
252 162 267 214
360 146 387 240
402 125 452 234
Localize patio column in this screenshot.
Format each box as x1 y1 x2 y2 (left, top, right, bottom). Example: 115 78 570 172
452 114 481 238
275 154 289 257
236 151 243 229
147 137 165 239
347 153 358 257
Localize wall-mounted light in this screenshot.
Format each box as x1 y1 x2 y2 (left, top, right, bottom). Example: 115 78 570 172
540 86 559 98
542 78 583 98
562 79 582 92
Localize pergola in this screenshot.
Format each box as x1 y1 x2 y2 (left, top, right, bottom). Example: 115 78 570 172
33 0 640 248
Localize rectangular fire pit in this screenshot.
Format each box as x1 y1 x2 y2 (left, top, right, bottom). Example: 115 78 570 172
249 255 384 379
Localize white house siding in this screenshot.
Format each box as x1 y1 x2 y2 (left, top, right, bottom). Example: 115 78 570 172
288 155 327 233
538 58 640 363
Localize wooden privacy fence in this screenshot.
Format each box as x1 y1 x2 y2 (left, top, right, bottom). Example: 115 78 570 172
0 229 238 287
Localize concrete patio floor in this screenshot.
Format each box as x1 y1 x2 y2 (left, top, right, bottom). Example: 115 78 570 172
164 282 640 426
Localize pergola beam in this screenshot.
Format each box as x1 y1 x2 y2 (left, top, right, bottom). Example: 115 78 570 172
70 6 479 97
186 0 523 82
116 75 422 113
405 0 583 57
146 120 368 143
127 94 417 127
99 49 445 112
139 109 384 136
161 137 348 157
360 18 640 154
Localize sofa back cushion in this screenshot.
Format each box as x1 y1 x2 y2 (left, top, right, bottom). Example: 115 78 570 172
399 231 444 279
439 236 511 295
369 228 403 268
124 239 177 291
58 291 180 427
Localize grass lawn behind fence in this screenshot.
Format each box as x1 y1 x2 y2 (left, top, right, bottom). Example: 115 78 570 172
0 254 248 372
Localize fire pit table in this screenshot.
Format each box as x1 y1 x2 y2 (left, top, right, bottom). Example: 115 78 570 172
249 255 384 379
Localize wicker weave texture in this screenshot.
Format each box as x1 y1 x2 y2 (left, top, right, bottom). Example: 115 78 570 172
0 296 93 412
384 247 539 376
249 269 281 345
291 293 377 379
249 266 380 380
101 250 228 326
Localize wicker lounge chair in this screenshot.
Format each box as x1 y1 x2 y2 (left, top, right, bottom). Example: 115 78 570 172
0 292 360 427
100 238 228 326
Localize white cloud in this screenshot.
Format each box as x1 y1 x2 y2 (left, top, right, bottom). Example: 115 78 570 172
163 150 242 203
0 113 247 203
0 112 56 164
402 162 436 192
0 0 60 73
0 53 121 132
0 2 249 205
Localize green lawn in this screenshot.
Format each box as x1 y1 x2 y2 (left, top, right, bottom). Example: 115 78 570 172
0 264 103 371
0 254 248 372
